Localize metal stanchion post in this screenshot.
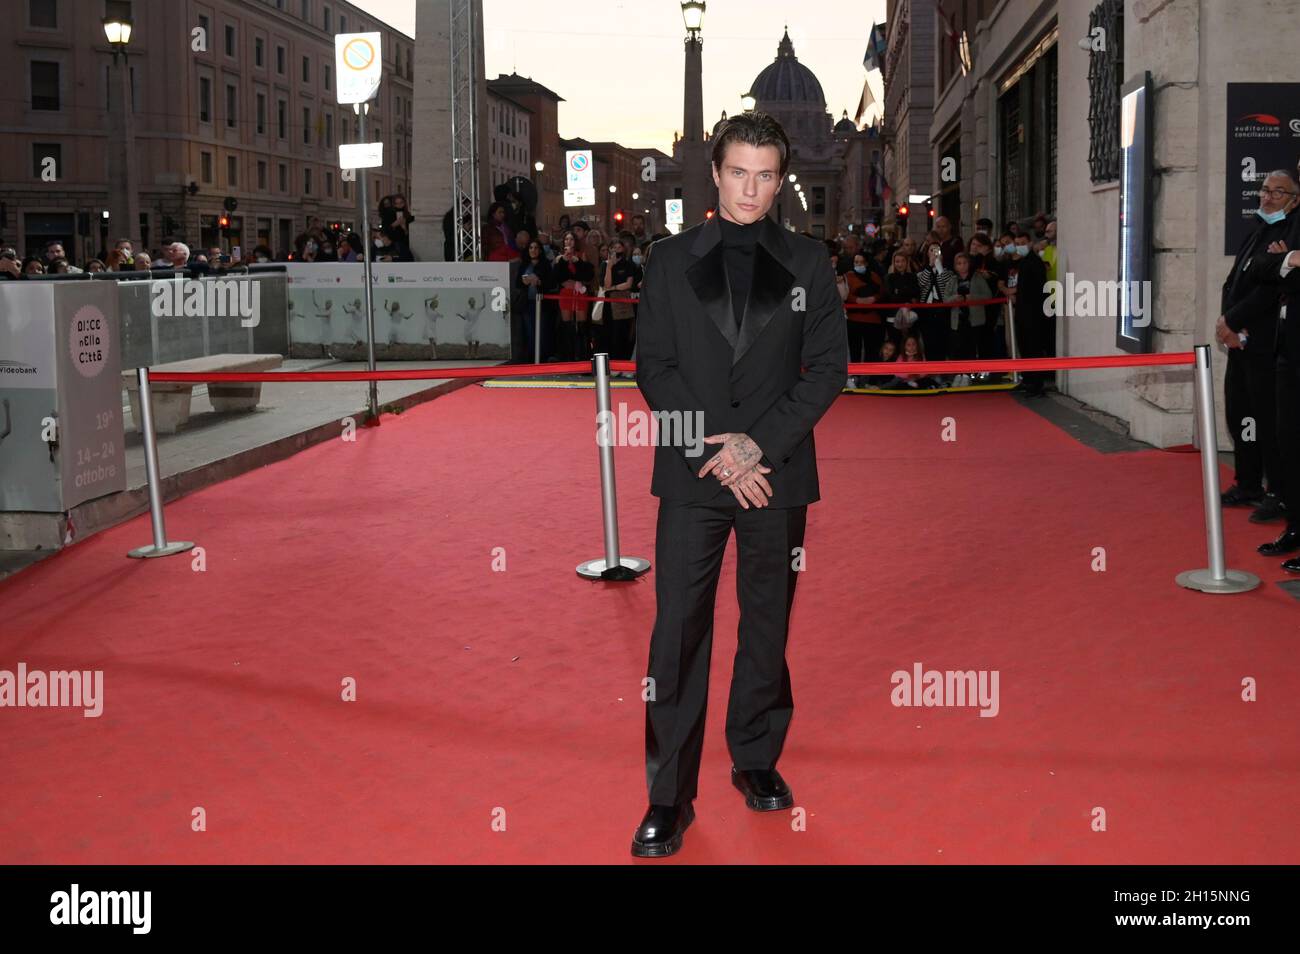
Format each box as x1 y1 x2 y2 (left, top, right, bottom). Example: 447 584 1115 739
577 352 650 581
534 294 542 365
1176 343 1259 593
127 367 196 559
1007 299 1021 387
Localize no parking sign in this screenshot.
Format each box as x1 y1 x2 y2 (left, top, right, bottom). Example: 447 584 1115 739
336 32 382 105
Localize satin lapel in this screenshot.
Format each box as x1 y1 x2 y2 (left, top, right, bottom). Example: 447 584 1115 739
733 216 796 367
685 216 739 351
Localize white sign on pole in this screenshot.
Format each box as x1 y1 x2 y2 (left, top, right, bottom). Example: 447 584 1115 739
563 188 595 208
340 142 384 170
335 32 382 105
565 150 593 191
665 199 683 225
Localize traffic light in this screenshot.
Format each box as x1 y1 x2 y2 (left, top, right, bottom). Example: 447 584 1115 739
614 209 624 225
705 207 715 219
925 199 935 221
217 213 230 231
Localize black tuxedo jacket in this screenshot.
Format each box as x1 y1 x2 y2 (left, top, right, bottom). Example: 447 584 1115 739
1221 214 1291 358
635 213 848 507
1245 212 1300 363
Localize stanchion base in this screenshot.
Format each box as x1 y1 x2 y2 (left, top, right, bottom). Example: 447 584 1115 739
128 541 196 559
577 556 651 581
1175 567 1260 594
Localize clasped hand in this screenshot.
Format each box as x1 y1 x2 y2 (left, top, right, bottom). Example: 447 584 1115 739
697 432 771 509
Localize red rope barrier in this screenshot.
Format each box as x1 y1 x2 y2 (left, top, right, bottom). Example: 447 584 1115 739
844 297 1010 309
146 351 1195 383
539 293 640 304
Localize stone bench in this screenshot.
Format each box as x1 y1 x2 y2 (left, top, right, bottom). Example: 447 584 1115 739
122 353 284 433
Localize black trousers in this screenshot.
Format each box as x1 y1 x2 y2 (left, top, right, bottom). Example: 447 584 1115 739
1276 355 1300 531
847 320 886 367
644 494 808 806
1224 349 1282 495
1015 313 1057 391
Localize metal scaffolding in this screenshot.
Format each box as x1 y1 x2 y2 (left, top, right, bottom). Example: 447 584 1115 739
450 0 480 262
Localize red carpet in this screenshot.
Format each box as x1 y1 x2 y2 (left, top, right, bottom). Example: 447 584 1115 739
2 386 1298 863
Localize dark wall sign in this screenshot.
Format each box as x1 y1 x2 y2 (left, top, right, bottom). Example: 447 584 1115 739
1116 72 1153 354
1225 83 1300 255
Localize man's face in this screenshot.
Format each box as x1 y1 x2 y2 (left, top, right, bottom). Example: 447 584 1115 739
1045 222 1057 244
935 217 952 239
46 243 64 261
712 141 783 225
1260 175 1298 215
573 226 587 243
209 247 222 259
632 215 645 233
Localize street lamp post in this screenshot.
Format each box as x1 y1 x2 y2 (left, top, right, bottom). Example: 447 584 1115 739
103 15 142 261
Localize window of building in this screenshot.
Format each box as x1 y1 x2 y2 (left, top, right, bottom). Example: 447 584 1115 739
277 99 287 138
276 45 285 74
325 170 333 197
225 24 235 57
1086 0 1124 183
30 60 60 110
324 65 331 91
227 155 238 186
301 0 311 21
258 160 267 190
199 76 212 122
304 167 313 195
302 55 310 83
279 163 288 192
339 14 347 33
303 107 311 145
225 84 237 128
325 112 332 147
198 14 210 41
32 143 60 177
255 36 264 67
256 92 266 134
998 39 1058 224
201 151 213 183
28 0 57 29
324 6 331 32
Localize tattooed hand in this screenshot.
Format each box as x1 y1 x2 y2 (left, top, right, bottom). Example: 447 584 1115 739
728 466 773 509
698 432 765 487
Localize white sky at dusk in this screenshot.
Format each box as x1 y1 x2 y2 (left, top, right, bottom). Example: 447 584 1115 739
352 0 887 153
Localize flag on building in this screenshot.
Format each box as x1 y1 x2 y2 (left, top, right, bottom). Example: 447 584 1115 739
863 21 888 73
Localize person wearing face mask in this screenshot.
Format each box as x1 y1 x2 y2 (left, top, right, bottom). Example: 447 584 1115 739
1215 169 1300 523
1008 234 1050 396
844 251 885 386
600 238 642 359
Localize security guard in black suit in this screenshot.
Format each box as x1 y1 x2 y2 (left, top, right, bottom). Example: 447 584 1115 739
1242 167 1300 568
1215 171 1297 521
630 113 847 857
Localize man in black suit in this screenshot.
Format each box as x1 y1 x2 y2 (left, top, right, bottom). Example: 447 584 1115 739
630 112 848 857
1242 166 1300 568
1215 170 1297 523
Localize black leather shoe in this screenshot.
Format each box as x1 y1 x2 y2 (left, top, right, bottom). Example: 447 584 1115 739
1258 530 1300 556
731 766 794 812
1222 484 1265 507
1283 556 1300 573
1249 494 1286 523
630 802 694 858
